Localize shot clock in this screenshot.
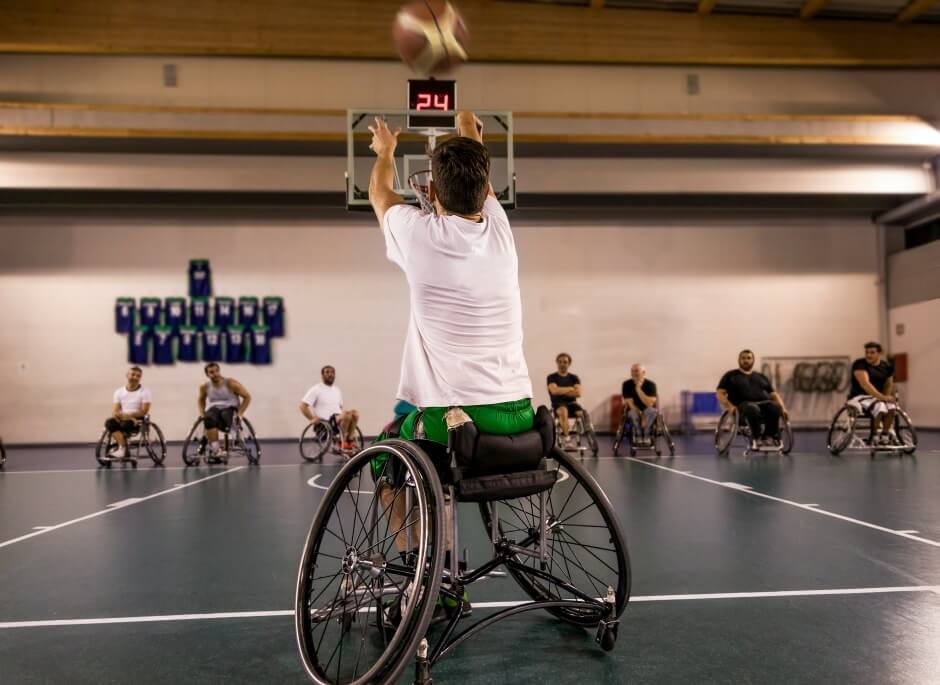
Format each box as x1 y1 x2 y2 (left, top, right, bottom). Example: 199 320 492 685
407 79 456 130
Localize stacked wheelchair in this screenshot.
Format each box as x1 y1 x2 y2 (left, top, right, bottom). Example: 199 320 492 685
714 409 794 458
95 416 166 468
182 414 261 466
826 401 917 458
295 406 629 684
612 410 675 458
299 418 365 462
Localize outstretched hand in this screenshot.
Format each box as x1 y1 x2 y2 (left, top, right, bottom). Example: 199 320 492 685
368 116 400 158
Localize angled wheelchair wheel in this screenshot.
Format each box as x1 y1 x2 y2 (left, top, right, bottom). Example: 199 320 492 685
300 420 333 462
95 428 117 467
780 418 794 456
826 406 855 456
0 437 5 468
295 440 445 685
715 411 737 457
182 417 207 466
894 410 917 455
654 416 675 457
611 419 626 457
142 422 167 465
234 417 261 465
586 428 599 457
479 447 630 627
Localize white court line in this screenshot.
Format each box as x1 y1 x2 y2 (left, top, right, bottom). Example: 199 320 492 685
0 467 244 550
0 463 325 475
2 585 938 630
627 458 940 549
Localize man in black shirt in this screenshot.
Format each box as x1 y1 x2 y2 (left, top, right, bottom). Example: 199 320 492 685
622 364 658 440
717 349 789 447
547 352 586 444
847 341 897 443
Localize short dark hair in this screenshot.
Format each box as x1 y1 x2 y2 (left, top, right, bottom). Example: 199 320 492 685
129 366 143 374
431 136 490 215
556 352 572 364
864 341 883 352
204 362 220 376
739 349 754 358
321 365 335 374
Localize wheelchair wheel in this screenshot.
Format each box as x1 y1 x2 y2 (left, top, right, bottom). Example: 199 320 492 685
479 447 630 627
95 428 117 467
715 411 737 457
182 417 207 466
894 410 917 455
826 406 855 456
612 419 626 457
142 422 167 465
295 440 445 685
233 417 261 465
0 438 5 468
780 418 794 456
300 420 332 462
586 428 599 457
654 416 675 457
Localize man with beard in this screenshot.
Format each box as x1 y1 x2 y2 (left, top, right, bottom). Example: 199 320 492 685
717 350 789 448
300 365 360 450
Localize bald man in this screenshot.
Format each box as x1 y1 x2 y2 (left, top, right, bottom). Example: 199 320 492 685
622 364 658 440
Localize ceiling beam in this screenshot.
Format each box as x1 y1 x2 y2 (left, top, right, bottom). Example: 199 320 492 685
896 0 939 22
698 0 719 14
799 0 829 20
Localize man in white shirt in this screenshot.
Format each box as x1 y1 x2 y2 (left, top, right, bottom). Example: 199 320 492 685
104 366 152 458
368 110 534 444
299 365 360 449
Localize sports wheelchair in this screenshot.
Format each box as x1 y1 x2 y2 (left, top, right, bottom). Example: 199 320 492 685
182 413 260 466
300 417 365 463
613 409 675 458
553 410 599 457
95 416 166 468
0 437 6 468
295 405 630 685
827 399 917 458
714 406 793 458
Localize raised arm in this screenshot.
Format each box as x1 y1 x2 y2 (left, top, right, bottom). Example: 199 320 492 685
368 116 405 229
456 111 495 198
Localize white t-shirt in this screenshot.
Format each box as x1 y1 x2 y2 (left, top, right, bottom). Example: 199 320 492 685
383 196 533 407
113 386 152 415
302 383 344 419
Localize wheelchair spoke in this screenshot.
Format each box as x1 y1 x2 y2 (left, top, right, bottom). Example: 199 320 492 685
558 529 620 576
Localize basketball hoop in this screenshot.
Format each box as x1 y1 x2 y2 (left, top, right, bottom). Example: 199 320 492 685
408 169 435 214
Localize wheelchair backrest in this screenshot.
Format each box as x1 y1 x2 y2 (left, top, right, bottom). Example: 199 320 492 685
450 405 554 477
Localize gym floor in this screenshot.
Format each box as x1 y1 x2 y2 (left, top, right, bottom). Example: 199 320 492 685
2 432 939 684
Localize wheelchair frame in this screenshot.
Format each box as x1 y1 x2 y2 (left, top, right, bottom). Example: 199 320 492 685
612 409 675 458
826 402 917 458
182 413 260 465
714 408 794 458
294 414 630 685
553 410 599 458
0 437 6 468
299 418 365 463
95 416 166 468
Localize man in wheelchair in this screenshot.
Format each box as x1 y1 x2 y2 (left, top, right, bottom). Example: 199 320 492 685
847 341 898 445
621 363 658 442
198 362 251 460
299 365 361 451
717 350 789 449
104 366 152 460
547 352 593 447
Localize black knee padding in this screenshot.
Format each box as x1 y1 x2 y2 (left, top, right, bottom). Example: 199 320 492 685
204 416 219 430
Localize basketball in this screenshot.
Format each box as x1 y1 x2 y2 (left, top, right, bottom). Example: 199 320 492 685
392 1 469 76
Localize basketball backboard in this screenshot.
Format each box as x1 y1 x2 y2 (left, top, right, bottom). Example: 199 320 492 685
346 110 515 210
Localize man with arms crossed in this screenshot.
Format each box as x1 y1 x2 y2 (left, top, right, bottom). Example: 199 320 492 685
369 110 534 615
199 362 251 459
105 366 152 459
547 352 586 446
717 349 789 448
848 342 898 445
299 365 360 451
622 363 658 441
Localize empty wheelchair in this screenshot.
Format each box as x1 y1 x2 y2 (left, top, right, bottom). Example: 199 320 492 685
613 409 675 458
95 416 166 468
299 417 365 463
294 405 630 685
182 413 260 466
553 410 599 457
714 407 793 458
827 399 916 458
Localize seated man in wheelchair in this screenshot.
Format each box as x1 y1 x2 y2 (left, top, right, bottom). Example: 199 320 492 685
547 352 595 447
198 362 251 460
299 365 360 451
621 363 658 442
717 349 789 449
847 341 898 445
104 365 152 460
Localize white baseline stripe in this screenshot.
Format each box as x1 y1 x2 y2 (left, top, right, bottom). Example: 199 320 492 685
0 467 244 550
627 458 940 549
2 586 938 630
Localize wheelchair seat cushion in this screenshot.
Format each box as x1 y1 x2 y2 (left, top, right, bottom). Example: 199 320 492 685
451 405 555 477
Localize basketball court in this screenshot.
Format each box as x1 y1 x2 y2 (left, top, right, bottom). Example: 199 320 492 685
2 1 940 683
